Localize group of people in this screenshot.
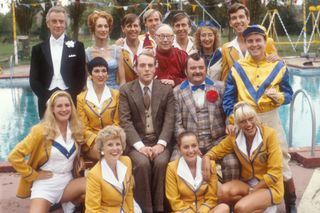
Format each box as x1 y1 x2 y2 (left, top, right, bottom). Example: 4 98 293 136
8 2 297 213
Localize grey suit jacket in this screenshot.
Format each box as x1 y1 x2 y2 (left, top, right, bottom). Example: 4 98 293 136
119 79 175 147
174 77 226 144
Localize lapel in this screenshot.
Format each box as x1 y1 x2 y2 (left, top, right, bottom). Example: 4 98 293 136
41 39 53 70
205 78 218 132
130 80 146 125
151 80 163 121
60 36 69 76
179 80 198 122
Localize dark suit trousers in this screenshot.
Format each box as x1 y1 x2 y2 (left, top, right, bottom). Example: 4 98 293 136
128 135 170 213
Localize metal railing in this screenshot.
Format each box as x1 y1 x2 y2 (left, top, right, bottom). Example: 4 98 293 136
289 89 317 156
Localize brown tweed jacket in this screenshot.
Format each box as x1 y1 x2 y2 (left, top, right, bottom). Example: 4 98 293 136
174 77 226 144
119 79 175 147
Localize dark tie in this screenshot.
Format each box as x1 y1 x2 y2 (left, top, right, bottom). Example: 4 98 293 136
143 86 151 109
191 84 205 92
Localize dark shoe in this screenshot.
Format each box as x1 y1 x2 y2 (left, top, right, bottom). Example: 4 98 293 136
284 179 297 213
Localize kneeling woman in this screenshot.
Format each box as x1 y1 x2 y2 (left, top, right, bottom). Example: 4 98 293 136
203 102 284 213
166 131 229 213
85 125 136 212
8 91 88 213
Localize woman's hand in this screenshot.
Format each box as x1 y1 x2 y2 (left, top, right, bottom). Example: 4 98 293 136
37 170 53 180
201 156 212 182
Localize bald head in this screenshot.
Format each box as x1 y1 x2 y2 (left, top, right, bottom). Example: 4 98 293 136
155 24 174 53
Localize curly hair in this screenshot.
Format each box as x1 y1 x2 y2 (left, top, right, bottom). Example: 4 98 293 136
42 91 84 144
193 26 220 52
87 10 113 33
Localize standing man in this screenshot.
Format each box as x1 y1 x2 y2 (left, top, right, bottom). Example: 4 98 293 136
223 25 296 213
173 53 239 182
220 3 278 82
119 49 174 213
30 5 86 118
155 24 188 87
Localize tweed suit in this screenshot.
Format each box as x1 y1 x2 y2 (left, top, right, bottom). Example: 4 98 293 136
174 77 240 182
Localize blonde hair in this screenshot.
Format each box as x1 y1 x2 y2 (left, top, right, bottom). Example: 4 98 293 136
233 101 259 126
135 48 156 66
194 26 220 51
95 125 126 159
143 9 162 24
42 91 84 143
87 10 113 33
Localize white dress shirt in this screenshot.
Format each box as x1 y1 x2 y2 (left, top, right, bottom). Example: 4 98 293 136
49 34 68 90
189 81 206 108
85 80 112 114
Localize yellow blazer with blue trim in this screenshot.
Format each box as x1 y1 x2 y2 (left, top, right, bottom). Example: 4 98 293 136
7 123 93 198
166 159 218 213
122 49 138 83
85 156 134 213
221 37 277 82
206 125 284 204
77 88 120 149
222 56 293 123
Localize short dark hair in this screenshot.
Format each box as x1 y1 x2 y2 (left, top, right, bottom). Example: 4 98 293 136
227 3 250 20
121 13 140 28
177 131 198 147
171 12 191 27
87 57 109 75
185 52 205 71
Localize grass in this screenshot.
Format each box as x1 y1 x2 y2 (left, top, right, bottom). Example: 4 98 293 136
0 34 319 69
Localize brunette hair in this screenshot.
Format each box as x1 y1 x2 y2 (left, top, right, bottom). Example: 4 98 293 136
177 131 198 147
227 3 250 20
87 10 113 33
143 9 162 24
171 12 191 27
121 13 140 28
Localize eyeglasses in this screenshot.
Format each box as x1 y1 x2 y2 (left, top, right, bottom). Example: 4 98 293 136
156 34 174 40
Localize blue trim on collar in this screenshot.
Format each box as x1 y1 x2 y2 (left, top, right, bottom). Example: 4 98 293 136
52 141 76 159
208 49 222 67
180 77 214 90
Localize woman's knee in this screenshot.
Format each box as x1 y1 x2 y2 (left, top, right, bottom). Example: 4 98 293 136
234 200 249 213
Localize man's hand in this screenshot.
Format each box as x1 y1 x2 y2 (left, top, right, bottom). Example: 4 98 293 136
225 124 237 136
139 146 153 158
37 170 53 180
201 156 212 182
160 79 175 87
115 37 125 46
150 144 165 160
265 87 280 103
266 53 280 62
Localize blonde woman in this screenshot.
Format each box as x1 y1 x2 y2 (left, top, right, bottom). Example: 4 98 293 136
202 102 284 213
8 91 92 213
85 125 141 212
87 10 125 88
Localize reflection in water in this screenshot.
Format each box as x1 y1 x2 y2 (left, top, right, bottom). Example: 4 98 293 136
279 70 320 147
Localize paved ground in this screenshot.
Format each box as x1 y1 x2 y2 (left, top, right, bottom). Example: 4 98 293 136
0 160 318 213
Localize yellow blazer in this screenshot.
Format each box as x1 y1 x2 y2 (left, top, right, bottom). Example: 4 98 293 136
77 89 120 150
206 125 284 204
221 37 277 82
85 156 134 213
122 49 138 83
166 158 218 213
7 124 94 198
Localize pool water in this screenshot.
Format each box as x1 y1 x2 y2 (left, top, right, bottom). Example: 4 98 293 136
0 68 319 161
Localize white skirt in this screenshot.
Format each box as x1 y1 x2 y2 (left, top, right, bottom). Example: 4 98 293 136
30 172 73 204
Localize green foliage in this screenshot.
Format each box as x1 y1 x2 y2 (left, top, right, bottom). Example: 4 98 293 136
0 12 13 42
15 0 41 35
67 3 87 40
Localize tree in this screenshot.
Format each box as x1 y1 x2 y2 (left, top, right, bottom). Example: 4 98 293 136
15 0 40 35
67 1 86 40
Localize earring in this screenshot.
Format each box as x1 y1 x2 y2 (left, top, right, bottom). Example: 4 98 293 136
100 151 105 156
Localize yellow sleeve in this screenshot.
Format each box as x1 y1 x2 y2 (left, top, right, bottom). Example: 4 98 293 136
221 46 230 82
165 163 193 213
124 157 134 212
85 169 102 213
199 161 218 213
263 130 283 188
205 136 235 160
112 90 120 126
7 125 42 182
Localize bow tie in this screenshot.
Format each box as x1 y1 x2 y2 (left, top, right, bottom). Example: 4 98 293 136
51 38 63 46
191 84 205 92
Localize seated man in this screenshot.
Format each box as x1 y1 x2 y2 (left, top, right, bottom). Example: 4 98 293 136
120 49 175 213
173 52 239 182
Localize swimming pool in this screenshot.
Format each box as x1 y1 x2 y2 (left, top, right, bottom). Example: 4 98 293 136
0 68 319 161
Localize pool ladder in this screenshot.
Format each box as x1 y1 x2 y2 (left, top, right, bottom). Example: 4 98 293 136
288 89 317 156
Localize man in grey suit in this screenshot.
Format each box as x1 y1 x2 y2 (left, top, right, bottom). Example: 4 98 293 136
119 49 175 213
173 53 239 182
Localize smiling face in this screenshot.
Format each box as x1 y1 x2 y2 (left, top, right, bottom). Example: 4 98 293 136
102 137 123 163
185 57 207 85
173 17 190 39
199 28 215 51
229 9 250 35
136 54 155 85
238 116 258 139
145 12 162 35
179 135 199 164
94 17 109 40
122 19 141 40
245 33 266 61
155 25 174 53
52 96 71 123
91 66 108 87
46 11 66 39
